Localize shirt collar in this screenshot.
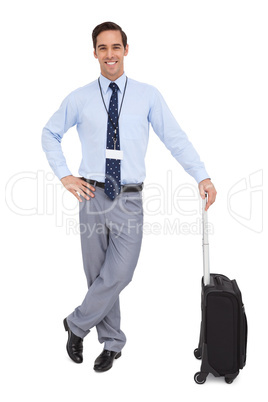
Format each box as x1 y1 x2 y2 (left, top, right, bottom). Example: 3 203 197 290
99 72 126 94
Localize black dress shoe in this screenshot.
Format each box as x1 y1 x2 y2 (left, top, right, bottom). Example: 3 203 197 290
63 318 83 364
94 349 122 372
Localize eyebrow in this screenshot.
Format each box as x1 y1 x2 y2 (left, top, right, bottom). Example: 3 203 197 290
97 43 122 48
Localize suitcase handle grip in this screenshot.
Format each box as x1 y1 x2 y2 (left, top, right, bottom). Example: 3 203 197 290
202 193 210 286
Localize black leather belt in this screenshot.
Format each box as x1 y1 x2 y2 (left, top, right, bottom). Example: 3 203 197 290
82 178 143 193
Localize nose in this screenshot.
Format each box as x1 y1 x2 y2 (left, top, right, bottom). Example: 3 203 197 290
106 47 114 59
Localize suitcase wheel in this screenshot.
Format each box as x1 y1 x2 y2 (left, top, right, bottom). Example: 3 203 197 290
225 377 233 384
194 348 202 360
194 372 207 384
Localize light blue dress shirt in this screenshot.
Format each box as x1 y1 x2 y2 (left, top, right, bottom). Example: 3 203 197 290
42 73 209 184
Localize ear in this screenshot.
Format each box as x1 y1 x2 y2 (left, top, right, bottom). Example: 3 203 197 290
124 44 129 57
93 49 98 59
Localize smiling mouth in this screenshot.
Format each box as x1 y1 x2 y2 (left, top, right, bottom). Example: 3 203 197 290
105 61 118 65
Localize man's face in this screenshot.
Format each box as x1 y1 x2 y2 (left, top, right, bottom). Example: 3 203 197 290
94 30 128 81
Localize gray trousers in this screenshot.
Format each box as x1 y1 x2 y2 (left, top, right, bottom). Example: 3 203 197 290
67 186 143 353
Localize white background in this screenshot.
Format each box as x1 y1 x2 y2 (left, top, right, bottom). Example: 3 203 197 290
1 0 267 400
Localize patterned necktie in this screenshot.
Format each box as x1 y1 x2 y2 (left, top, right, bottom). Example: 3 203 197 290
104 82 121 200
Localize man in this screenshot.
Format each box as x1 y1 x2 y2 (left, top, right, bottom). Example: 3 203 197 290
42 21 216 373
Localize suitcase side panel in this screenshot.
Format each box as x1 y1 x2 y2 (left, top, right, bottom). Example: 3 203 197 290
232 279 248 368
205 292 239 375
195 274 247 380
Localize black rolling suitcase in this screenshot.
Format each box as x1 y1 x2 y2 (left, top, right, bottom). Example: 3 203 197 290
194 195 247 384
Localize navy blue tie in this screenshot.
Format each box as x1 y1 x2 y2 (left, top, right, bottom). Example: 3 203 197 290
104 82 121 200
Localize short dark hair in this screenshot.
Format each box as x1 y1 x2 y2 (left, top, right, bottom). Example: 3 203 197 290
92 22 127 50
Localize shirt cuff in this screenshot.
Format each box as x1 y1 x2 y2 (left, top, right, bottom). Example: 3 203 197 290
55 165 73 180
192 169 211 184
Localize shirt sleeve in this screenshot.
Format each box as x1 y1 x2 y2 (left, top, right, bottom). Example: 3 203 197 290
148 88 210 184
41 92 78 179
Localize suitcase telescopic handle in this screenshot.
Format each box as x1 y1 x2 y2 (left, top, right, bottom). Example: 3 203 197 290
202 193 210 286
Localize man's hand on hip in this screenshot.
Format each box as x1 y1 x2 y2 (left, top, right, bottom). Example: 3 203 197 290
198 178 217 210
60 175 95 202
